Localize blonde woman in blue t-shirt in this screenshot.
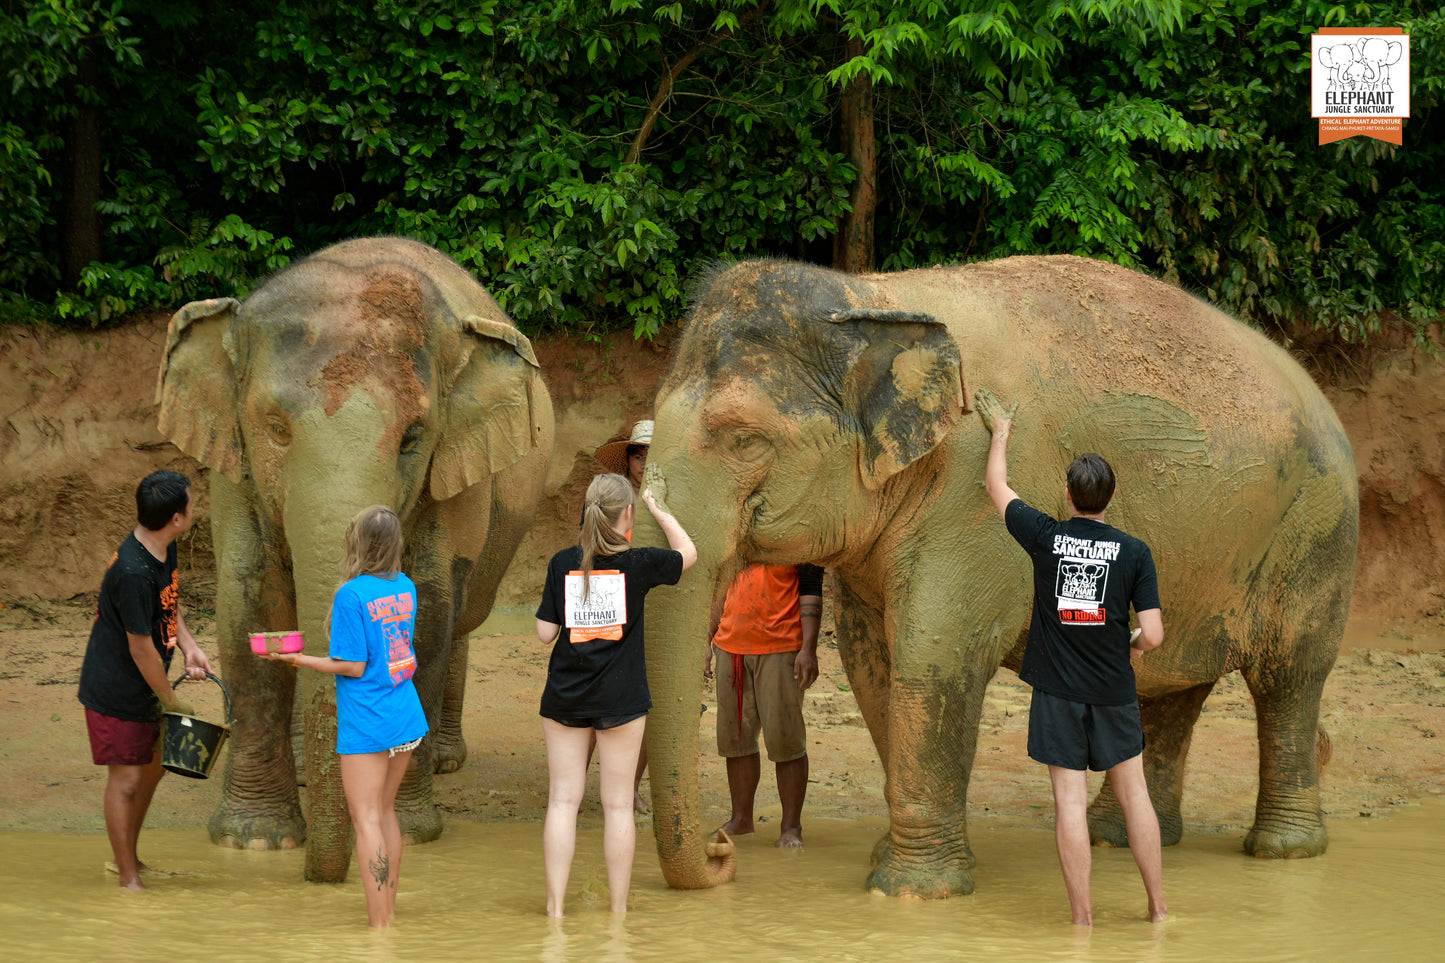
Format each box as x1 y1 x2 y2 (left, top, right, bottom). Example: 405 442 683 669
258 505 427 927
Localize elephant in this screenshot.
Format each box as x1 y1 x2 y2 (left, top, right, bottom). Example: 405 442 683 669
634 255 1357 898
156 236 554 882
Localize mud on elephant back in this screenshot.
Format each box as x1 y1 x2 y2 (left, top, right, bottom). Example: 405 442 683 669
156 237 555 882
634 255 1356 899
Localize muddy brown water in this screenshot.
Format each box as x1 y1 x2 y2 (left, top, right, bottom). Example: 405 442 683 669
3 804 1442 961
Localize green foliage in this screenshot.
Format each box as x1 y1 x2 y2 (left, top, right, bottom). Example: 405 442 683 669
1 0 1441 350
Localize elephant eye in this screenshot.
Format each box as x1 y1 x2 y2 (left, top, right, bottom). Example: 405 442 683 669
726 430 772 464
264 413 292 446
400 422 426 455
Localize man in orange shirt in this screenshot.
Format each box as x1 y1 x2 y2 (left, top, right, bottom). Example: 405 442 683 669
709 563 824 847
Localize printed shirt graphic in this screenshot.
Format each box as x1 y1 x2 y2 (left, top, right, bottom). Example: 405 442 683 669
536 546 685 719
366 591 418 683
1005 499 1160 706
1051 534 1121 626
77 534 179 722
330 573 428 754
563 570 627 643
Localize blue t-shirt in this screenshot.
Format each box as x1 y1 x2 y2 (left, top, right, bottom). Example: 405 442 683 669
329 572 429 754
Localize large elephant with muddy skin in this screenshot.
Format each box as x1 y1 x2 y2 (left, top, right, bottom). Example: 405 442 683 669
156 237 554 882
635 255 1356 898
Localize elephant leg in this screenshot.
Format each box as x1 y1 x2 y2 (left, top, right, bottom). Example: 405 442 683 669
834 578 891 771
832 579 894 868
207 479 306 849
1241 657 1333 858
395 559 455 841
431 633 469 774
1089 681 1214 848
210 654 306 850
865 657 986 898
396 739 444 843
863 570 1020 898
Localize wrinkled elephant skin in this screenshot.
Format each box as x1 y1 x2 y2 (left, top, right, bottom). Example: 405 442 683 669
157 238 554 882
636 256 1356 898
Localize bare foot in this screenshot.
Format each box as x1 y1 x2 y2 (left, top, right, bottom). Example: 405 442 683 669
776 827 803 848
717 816 754 837
1148 903 1169 923
119 874 145 891
105 860 151 875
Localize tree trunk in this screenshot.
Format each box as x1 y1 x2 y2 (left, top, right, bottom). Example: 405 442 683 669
833 37 876 274
61 42 104 288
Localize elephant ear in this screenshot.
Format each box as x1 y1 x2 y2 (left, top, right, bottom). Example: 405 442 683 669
829 308 966 490
431 314 545 501
155 297 245 482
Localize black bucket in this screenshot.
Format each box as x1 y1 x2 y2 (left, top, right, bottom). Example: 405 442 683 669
160 672 232 779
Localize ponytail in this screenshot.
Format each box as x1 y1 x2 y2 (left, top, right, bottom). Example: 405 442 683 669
578 473 634 599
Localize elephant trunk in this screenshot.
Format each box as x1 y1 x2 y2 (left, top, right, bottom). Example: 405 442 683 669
634 510 737 889
285 408 398 883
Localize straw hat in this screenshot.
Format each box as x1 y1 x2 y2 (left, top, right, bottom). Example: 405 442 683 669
595 420 653 476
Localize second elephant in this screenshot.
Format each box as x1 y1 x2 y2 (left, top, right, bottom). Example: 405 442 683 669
157 237 554 882
636 255 1357 899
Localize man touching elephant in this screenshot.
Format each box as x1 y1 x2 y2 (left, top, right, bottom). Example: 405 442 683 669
978 388 1167 926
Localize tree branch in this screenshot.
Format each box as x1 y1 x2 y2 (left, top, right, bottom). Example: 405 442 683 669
624 7 763 165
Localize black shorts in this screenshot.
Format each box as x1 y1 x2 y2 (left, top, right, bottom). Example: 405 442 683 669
1027 689 1143 772
550 710 647 731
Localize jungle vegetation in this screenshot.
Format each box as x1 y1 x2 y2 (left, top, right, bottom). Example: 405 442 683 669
2 0 1441 349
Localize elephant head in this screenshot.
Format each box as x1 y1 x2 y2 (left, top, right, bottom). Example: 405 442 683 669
635 260 964 888
156 237 546 881
1317 42 1361 89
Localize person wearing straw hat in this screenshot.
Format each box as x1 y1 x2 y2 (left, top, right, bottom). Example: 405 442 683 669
595 420 653 490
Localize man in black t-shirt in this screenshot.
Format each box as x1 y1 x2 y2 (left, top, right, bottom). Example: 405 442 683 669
977 388 1167 926
77 470 213 890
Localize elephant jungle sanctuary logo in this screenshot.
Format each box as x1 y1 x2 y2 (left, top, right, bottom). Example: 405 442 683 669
1312 27 1410 145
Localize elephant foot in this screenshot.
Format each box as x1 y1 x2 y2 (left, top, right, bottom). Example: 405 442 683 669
208 803 306 851
866 856 975 899
865 833 976 899
431 733 468 774
1244 818 1327 859
398 799 444 844
869 832 891 867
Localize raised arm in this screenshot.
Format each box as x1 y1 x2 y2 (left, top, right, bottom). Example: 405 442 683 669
975 388 1020 516
641 486 698 571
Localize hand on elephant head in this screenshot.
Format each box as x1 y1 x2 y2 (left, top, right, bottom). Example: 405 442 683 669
973 387 1018 436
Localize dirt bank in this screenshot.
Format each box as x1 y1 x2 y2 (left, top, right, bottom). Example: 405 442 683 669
2 314 1444 841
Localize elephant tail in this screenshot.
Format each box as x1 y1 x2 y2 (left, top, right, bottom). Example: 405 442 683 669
1316 725 1333 772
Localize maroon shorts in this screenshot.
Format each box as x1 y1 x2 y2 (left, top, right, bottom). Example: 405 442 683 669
85 708 160 766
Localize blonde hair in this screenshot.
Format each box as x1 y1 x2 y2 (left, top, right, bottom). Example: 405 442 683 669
342 505 404 583
578 474 634 598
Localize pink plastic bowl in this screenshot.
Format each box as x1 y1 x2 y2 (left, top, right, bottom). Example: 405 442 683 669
250 631 305 655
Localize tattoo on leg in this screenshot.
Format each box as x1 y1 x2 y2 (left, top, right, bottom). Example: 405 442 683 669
369 848 390 891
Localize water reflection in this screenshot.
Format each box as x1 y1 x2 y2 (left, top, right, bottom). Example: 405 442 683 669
2 803 1441 961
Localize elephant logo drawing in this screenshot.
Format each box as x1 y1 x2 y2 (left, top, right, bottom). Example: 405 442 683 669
1055 559 1109 624
563 570 627 642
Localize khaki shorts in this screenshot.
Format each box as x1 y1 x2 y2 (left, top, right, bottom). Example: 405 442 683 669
715 649 807 762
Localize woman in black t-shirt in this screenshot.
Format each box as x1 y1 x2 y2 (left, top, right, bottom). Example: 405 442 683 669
535 472 696 918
